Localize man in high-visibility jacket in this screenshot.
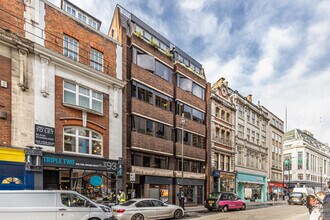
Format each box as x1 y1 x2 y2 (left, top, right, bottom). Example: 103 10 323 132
118 190 126 204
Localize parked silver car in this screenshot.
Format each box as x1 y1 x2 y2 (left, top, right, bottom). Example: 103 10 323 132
112 198 184 220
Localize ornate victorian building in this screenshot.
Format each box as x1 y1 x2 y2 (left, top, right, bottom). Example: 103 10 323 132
210 78 236 193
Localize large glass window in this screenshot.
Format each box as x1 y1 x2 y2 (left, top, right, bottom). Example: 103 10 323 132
176 159 202 173
132 115 171 140
64 127 102 156
132 47 172 83
155 61 172 82
177 74 205 99
298 151 303 170
132 81 172 112
176 130 205 148
63 35 79 61
176 102 205 124
90 49 103 71
63 81 103 113
131 152 169 169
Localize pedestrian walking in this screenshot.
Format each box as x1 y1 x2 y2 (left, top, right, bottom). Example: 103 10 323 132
177 189 185 209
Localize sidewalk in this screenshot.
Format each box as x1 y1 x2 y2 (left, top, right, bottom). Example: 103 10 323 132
184 200 287 213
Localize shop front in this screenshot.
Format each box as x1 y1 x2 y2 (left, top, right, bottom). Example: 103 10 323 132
43 152 118 203
176 178 204 206
0 147 34 190
236 172 267 202
212 170 236 193
268 182 284 200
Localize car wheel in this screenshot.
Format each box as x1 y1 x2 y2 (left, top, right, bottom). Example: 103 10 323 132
241 203 246 210
222 205 228 213
131 213 144 220
288 203 291 205
174 209 184 219
207 208 212 212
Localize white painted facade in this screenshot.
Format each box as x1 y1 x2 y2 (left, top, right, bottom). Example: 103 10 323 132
283 129 330 192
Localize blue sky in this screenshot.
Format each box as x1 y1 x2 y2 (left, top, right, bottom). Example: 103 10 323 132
49 0 330 144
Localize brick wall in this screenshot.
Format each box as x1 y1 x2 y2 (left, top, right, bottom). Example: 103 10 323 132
0 0 25 37
131 132 173 154
44 4 117 78
131 64 174 96
0 55 11 145
54 76 110 158
132 98 173 125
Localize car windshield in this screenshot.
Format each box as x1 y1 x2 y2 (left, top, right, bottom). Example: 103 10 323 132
121 201 137 206
208 193 220 198
290 193 303 198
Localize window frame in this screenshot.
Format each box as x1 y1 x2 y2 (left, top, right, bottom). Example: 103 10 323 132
90 48 104 71
63 127 103 157
63 35 79 61
63 81 103 114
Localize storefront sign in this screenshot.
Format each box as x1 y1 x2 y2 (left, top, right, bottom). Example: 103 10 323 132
43 153 118 171
35 124 55 146
90 175 102 186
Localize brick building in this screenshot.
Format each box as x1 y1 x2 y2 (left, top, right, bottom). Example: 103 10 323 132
210 78 236 193
110 5 211 205
0 0 125 199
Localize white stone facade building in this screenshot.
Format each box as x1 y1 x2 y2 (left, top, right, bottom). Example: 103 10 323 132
283 129 330 192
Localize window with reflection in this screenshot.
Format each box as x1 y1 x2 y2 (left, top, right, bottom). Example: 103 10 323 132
177 74 204 99
176 101 205 124
132 115 171 140
131 151 169 169
132 47 172 83
64 127 102 156
176 130 205 148
176 159 203 173
132 81 172 111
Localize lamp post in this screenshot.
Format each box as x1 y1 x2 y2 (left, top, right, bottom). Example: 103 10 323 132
180 113 186 209
283 158 292 194
321 167 323 191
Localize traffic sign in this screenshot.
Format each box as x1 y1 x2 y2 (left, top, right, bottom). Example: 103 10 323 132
130 173 135 182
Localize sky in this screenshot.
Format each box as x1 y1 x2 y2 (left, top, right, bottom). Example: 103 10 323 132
48 0 330 144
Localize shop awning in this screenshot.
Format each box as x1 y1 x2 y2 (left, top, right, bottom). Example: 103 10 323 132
238 180 264 185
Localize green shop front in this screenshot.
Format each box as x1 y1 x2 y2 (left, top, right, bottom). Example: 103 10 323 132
42 152 118 203
236 172 267 202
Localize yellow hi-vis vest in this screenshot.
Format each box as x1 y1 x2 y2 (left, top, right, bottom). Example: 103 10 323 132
119 192 126 203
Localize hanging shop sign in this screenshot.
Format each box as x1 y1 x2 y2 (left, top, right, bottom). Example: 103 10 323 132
43 153 118 171
90 175 103 186
35 124 55 146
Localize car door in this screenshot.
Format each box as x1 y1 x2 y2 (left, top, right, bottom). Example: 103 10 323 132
57 193 91 220
135 200 157 219
151 200 172 219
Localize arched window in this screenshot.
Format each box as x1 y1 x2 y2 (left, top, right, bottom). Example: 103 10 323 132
215 107 220 118
221 110 225 120
1 177 23 184
63 127 103 156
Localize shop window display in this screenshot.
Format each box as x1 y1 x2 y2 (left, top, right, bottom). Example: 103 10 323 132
182 186 195 203
70 170 115 203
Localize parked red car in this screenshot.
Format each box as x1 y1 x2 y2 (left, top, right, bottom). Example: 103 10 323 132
204 192 246 212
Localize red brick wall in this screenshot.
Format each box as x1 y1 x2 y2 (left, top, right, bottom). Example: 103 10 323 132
175 115 205 136
175 143 206 160
131 64 174 96
176 87 205 111
54 76 110 158
0 55 11 146
0 0 25 37
174 63 206 86
44 4 117 78
131 132 173 155
132 98 173 125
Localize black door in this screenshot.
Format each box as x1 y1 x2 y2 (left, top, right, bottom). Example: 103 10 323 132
43 170 59 189
197 186 203 205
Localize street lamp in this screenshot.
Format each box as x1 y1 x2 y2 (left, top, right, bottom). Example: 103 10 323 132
180 113 186 209
320 167 323 191
283 158 293 194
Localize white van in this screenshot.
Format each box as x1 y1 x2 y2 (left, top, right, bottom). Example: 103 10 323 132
0 190 112 220
293 187 315 195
